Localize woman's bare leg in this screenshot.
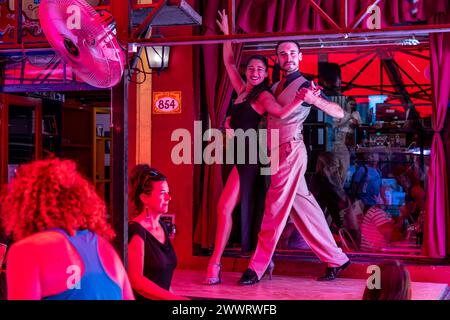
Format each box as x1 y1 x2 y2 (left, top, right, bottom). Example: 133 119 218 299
206 166 240 278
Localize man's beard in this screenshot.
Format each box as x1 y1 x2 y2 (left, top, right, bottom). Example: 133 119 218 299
282 63 297 73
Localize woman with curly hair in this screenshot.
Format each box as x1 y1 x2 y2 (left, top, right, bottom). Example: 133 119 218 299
127 164 186 300
0 158 134 300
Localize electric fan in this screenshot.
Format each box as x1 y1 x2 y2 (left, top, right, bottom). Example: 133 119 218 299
39 0 126 88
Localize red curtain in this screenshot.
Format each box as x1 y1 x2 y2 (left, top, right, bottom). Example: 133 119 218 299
424 9 450 258
235 0 436 33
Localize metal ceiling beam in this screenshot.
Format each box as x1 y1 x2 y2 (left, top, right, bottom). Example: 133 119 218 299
0 83 97 92
391 59 432 100
132 1 165 38
339 51 376 68
0 43 51 51
31 58 60 84
38 60 61 84
307 0 341 30
342 84 397 95
243 42 430 55
381 56 412 106
345 53 377 88
399 50 431 60
131 24 450 47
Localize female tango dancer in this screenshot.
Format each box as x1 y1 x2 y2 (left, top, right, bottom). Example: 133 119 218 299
204 10 315 285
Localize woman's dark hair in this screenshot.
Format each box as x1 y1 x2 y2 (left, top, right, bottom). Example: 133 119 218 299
129 164 167 217
245 54 271 103
362 260 412 300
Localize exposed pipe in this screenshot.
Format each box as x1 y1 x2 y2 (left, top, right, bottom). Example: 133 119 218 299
243 42 429 55
344 0 348 28
130 24 450 47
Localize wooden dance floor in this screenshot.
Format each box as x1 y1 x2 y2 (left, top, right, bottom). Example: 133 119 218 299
171 270 449 300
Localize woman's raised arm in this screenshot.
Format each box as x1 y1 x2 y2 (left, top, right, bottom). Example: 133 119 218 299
216 10 245 94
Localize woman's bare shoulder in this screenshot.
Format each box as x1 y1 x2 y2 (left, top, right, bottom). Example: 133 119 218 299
11 231 66 249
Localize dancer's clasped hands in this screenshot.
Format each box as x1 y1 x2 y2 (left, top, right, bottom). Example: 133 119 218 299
296 81 322 105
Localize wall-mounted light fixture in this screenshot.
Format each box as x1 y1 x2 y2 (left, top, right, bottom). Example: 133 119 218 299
144 45 170 73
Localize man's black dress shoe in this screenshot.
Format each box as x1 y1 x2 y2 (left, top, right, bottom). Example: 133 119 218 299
238 268 259 285
317 261 351 281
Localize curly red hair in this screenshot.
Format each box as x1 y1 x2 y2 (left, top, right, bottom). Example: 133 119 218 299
0 158 114 241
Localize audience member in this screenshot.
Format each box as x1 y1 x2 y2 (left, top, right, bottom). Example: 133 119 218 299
362 260 412 300
128 164 187 300
1 158 134 300
0 228 9 300
332 97 361 183
310 152 348 230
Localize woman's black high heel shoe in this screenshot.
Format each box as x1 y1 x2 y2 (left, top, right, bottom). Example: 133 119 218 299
203 262 222 285
265 260 275 280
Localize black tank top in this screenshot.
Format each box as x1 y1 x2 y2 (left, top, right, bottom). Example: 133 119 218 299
229 100 262 131
128 221 177 300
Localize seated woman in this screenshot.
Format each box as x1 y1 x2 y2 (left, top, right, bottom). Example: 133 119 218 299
1 158 134 300
362 260 412 300
127 164 186 300
0 228 9 300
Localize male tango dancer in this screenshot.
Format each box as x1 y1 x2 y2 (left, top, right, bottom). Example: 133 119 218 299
239 41 350 285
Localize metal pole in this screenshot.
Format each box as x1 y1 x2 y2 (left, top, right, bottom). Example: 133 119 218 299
110 0 130 265
307 0 341 30
15 0 23 44
228 0 236 34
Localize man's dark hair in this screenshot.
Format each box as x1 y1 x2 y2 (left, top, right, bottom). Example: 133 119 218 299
275 40 301 55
